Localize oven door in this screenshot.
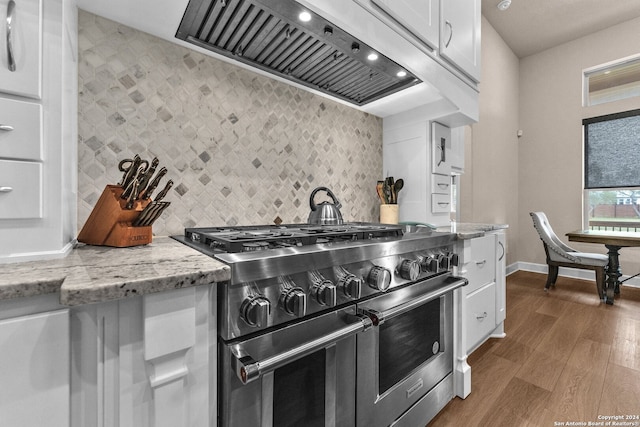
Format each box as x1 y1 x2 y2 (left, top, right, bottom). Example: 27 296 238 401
219 306 372 427
356 275 467 427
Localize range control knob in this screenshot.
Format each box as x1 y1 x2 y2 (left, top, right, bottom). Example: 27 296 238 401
398 259 420 281
368 266 392 291
312 280 337 306
419 256 439 273
440 254 451 270
280 287 307 317
450 253 460 267
240 296 271 327
339 274 362 299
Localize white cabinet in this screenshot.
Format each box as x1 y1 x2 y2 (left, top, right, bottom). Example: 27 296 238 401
353 0 480 83
431 121 451 175
0 0 43 99
458 231 505 354
0 97 43 160
0 307 69 427
369 0 439 49
383 112 462 224
0 159 42 218
0 0 77 262
71 285 217 427
454 229 506 398
440 0 481 82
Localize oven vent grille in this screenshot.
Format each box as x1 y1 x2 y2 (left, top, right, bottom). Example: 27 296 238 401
176 0 421 105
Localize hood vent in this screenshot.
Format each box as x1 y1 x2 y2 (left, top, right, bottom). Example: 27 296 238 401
176 0 421 106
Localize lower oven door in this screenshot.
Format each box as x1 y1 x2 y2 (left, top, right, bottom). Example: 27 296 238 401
356 275 467 427
219 306 372 427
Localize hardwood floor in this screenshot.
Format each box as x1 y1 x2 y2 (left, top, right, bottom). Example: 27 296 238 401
429 271 640 427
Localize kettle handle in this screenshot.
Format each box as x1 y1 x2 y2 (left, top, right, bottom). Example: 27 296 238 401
309 187 342 211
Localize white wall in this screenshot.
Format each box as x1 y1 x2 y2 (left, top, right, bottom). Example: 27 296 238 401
518 16 640 272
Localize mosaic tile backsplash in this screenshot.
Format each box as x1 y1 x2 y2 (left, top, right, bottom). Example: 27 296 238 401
77 11 383 236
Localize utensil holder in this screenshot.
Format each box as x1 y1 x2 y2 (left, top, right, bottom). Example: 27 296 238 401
380 204 399 224
77 185 153 247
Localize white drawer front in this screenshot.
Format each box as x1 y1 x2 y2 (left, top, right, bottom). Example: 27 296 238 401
464 234 496 293
0 159 42 218
0 97 42 161
431 193 451 213
0 0 43 99
465 281 497 352
431 173 451 195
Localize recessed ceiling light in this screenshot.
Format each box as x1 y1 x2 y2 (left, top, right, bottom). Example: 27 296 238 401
397 70 407 77
298 11 312 22
367 53 379 61
497 0 511 11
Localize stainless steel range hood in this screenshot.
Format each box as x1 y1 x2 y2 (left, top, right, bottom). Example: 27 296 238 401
175 0 421 106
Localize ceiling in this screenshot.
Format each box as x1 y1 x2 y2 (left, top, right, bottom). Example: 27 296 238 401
481 0 640 58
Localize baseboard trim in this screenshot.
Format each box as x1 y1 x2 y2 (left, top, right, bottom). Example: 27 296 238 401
507 261 640 289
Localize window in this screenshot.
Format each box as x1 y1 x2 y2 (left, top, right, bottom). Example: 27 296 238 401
584 109 640 231
584 55 640 106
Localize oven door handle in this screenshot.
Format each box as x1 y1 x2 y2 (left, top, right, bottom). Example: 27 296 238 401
361 276 468 325
232 313 373 385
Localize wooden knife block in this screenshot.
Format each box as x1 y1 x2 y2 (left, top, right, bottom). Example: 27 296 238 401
77 185 153 247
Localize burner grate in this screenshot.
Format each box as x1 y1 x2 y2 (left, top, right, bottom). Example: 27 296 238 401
183 223 404 253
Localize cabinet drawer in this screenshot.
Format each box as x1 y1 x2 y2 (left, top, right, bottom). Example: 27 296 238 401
464 234 496 293
0 0 43 99
0 159 42 219
431 193 451 213
465 281 496 352
0 97 42 161
431 173 451 195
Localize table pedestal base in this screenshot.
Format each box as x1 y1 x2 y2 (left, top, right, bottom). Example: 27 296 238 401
604 244 622 305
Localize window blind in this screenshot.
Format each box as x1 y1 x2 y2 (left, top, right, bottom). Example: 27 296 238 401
584 109 640 189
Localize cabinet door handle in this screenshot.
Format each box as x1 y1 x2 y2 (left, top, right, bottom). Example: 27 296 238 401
0 124 14 131
475 311 488 321
498 241 505 261
444 20 453 48
0 186 14 193
475 260 486 266
6 0 16 72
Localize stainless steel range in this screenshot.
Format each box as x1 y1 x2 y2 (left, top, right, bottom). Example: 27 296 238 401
173 223 467 427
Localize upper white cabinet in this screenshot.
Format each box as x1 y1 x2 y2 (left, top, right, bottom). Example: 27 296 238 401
0 0 77 263
431 121 451 176
354 0 480 83
0 0 43 99
370 0 439 49
440 0 481 82
0 97 43 161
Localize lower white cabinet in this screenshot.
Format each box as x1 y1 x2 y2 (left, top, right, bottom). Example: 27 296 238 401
464 281 497 352
454 229 506 398
70 285 217 427
0 304 69 427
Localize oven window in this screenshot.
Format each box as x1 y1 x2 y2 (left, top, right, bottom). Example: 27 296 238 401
274 349 326 427
378 298 441 394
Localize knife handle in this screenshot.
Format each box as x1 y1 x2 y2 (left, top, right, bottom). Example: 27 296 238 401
154 179 173 202
141 167 167 200
137 157 159 191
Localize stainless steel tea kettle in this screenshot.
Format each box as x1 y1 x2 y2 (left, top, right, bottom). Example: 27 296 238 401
308 187 343 225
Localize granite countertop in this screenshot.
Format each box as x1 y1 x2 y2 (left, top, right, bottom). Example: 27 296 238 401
436 222 509 239
0 237 230 306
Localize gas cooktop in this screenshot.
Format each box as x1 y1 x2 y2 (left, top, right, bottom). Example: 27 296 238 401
179 222 404 254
